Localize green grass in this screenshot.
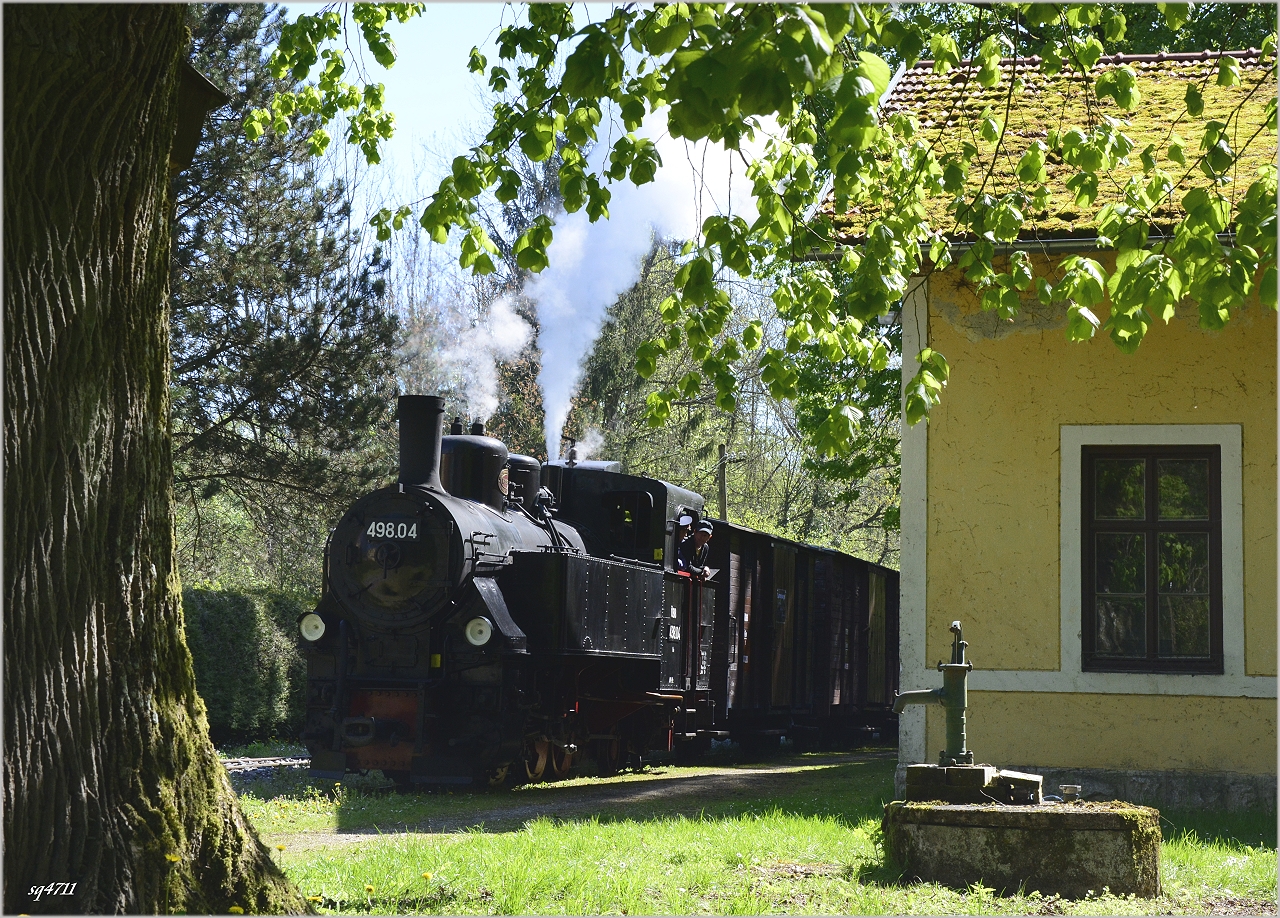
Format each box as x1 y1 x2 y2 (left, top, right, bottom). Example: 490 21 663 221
234 754 1277 915
219 740 308 759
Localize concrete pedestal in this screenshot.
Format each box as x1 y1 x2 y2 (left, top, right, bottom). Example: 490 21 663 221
882 801 1161 898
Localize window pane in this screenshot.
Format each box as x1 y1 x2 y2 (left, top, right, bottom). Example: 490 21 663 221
1158 459 1210 520
1096 533 1145 594
1096 597 1147 656
1158 532 1209 594
1159 596 1210 657
1095 459 1145 519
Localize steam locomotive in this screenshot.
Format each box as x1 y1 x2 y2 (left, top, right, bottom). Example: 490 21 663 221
300 395 898 787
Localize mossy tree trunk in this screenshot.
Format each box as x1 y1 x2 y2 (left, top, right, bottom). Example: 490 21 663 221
4 6 304 913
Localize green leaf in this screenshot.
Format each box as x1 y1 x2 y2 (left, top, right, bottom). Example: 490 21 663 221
857 51 892 98
1217 56 1242 87
629 138 661 185
1023 4 1061 28
1156 3 1191 31
1016 142 1048 184
1065 303 1100 341
1185 83 1204 117
1260 265 1277 309
1076 36 1104 71
1096 65 1140 111
930 34 960 73
1102 9 1127 42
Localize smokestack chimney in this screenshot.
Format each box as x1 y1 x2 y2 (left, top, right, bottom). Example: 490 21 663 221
450 416 464 435
398 395 445 491
470 419 485 436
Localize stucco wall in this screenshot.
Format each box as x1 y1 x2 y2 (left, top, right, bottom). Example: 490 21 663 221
906 257 1277 777
925 261 1276 675
925 692 1276 774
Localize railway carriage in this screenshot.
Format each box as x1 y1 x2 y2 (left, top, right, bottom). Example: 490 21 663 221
298 395 897 787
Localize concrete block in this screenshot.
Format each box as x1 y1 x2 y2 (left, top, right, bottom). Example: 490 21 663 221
882 800 1161 898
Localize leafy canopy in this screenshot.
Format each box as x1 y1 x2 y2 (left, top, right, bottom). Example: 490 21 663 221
250 3 1278 457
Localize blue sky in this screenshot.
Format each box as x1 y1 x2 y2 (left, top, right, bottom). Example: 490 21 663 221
375 3 508 184
371 3 611 190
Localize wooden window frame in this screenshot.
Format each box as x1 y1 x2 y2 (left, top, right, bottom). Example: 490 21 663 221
1081 445 1224 674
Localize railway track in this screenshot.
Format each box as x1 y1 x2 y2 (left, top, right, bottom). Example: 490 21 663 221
221 756 309 775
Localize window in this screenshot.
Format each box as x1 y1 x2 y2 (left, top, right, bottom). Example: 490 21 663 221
1081 445 1223 673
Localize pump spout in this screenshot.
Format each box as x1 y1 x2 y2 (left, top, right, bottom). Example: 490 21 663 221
892 687 944 714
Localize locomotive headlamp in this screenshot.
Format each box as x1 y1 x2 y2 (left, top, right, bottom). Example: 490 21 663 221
464 616 494 647
298 613 326 642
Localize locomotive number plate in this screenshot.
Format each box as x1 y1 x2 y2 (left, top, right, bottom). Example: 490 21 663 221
366 519 419 540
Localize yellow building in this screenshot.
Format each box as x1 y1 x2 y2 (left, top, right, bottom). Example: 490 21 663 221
869 51 1277 807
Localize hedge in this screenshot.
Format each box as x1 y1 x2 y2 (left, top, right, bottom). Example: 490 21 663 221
182 588 308 745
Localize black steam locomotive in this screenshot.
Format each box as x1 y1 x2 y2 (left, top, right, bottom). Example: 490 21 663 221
300 395 898 787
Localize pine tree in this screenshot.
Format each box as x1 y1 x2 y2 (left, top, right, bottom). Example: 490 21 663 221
171 5 400 590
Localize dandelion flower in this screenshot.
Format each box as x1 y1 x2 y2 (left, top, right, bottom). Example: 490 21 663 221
308 896 322 903
276 844 286 851
164 853 181 863
365 885 374 894
421 872 432 880
228 907 244 914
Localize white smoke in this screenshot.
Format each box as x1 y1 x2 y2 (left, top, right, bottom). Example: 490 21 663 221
437 296 533 421
571 427 606 462
530 115 770 460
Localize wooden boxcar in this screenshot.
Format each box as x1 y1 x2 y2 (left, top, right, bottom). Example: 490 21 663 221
704 521 900 750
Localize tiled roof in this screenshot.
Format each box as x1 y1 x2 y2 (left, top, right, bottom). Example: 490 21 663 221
822 49 1276 244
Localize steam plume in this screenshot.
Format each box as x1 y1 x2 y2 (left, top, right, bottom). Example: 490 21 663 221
530 118 765 460
437 296 533 421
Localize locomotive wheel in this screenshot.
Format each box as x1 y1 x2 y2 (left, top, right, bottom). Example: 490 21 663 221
548 743 574 780
478 763 510 789
522 739 549 782
594 736 621 777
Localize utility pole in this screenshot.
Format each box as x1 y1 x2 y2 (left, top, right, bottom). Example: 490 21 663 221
717 443 728 521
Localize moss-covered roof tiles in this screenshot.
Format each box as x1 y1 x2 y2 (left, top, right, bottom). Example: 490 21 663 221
823 49 1276 243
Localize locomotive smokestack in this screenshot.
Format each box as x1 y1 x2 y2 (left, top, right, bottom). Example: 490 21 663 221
470 419 485 436
450 416 464 435
398 395 445 491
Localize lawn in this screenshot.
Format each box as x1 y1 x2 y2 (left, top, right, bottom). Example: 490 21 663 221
232 751 1277 915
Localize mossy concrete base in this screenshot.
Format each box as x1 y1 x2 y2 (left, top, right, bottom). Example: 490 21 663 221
882 800 1161 898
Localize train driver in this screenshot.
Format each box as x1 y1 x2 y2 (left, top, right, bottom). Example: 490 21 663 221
677 519 714 575
674 513 694 546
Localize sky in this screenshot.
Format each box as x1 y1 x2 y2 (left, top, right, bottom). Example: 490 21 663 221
374 3 512 187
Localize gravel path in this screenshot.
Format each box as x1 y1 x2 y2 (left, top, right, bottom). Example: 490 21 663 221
254 750 896 848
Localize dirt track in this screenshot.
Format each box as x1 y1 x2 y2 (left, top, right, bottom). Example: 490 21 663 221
269 750 896 848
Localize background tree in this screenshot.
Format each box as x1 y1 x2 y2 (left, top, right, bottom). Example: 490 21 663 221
568 246 900 563
4 5 301 912
172 3 401 597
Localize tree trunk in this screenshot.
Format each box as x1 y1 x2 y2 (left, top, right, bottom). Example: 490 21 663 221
4 6 304 913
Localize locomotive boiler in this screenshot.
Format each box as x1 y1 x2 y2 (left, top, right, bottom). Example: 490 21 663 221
299 394 900 789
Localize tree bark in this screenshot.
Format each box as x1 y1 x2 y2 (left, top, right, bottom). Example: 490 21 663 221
4 6 304 913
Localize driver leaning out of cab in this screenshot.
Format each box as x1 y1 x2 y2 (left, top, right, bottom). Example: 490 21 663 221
677 519 714 575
